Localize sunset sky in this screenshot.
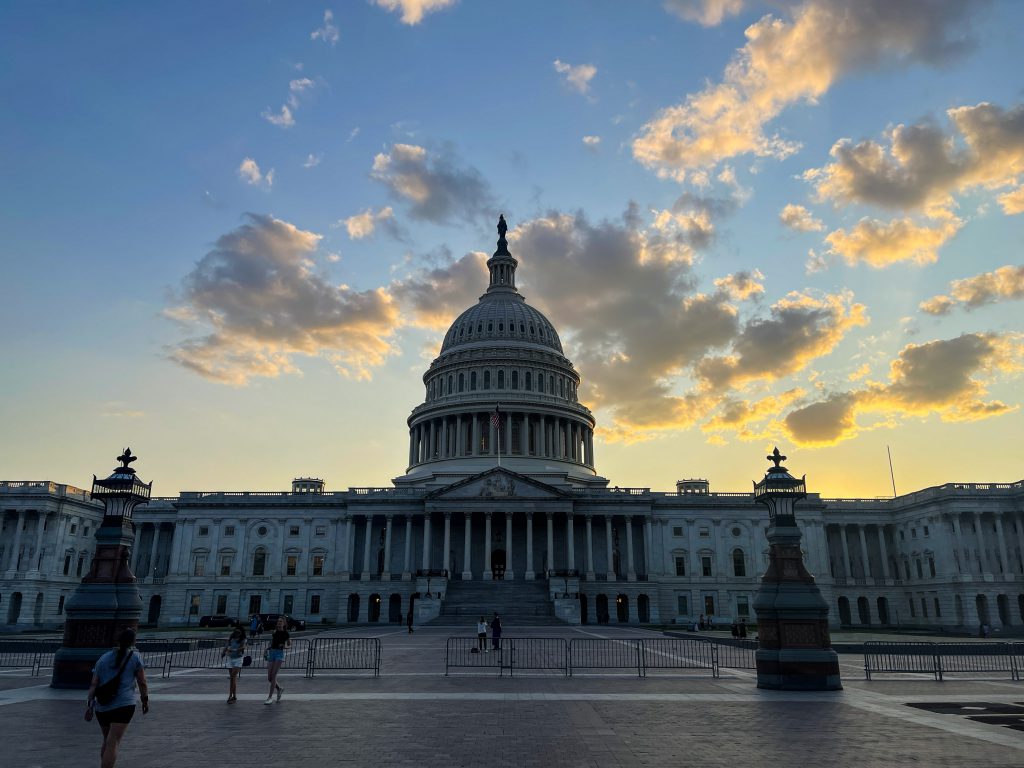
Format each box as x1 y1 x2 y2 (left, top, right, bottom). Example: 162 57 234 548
2 0 1022 498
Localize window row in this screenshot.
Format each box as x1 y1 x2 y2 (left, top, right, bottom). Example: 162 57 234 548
194 524 329 537
672 549 752 578
448 317 557 345
426 368 578 402
675 593 750 619
192 550 328 577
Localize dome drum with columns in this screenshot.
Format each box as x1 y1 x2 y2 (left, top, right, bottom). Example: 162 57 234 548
397 216 604 489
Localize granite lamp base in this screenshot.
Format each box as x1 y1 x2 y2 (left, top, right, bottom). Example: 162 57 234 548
755 648 842 691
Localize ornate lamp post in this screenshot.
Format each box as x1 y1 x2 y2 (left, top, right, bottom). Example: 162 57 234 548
752 448 841 690
51 448 152 688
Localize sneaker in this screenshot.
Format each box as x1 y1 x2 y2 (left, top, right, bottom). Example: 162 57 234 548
276 685 283 703
264 697 274 705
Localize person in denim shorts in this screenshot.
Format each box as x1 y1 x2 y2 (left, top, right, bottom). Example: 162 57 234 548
220 626 246 703
265 616 290 704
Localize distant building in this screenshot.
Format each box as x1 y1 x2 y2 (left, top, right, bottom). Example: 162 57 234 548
3 220 1023 631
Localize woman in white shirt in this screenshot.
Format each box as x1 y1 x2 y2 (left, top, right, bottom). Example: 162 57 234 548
476 617 488 652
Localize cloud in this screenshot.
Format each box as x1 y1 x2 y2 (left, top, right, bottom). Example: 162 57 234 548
998 185 1024 214
238 157 274 187
824 213 962 268
663 0 744 26
553 59 597 95
783 332 1023 445
806 101 1024 212
391 251 490 331
288 77 315 107
582 135 601 149
713 269 764 301
340 206 400 240
166 214 402 385
370 143 495 224
310 9 339 44
303 153 322 168
779 203 824 232
261 104 295 129
633 0 984 181
920 265 1024 315
372 0 456 25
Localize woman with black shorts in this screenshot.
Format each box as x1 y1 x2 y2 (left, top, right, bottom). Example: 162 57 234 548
86 628 149 768
265 616 290 704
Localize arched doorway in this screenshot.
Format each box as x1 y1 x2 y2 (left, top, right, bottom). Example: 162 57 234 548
857 596 871 625
616 594 629 623
877 597 890 625
955 594 964 625
491 549 506 580
837 596 852 626
7 592 22 624
997 594 1010 626
147 595 162 625
389 594 402 623
596 594 609 624
976 594 990 626
579 593 589 625
368 593 382 622
347 593 360 623
637 594 650 623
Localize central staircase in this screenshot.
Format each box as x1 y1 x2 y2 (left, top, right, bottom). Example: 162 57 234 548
440 579 559 626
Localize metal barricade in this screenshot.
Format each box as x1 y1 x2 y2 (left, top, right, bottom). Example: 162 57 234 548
715 639 757 670
934 642 1017 681
308 638 380 677
507 638 568 677
864 641 941 680
445 636 506 675
642 637 719 678
0 639 60 676
568 638 643 677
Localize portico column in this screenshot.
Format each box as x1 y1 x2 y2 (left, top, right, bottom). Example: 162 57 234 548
408 430 416 466
462 513 473 580
585 514 595 579
505 513 515 579
484 513 493 580
1015 515 1024 572
950 515 964 574
8 510 25 571
489 415 497 456
422 514 432 570
857 525 871 580
546 512 555 573
362 515 373 579
382 515 393 580
625 516 636 581
644 518 655 576
429 420 437 459
505 412 512 454
539 416 546 456
28 512 48 572
566 513 575 572
147 525 161 578
606 516 615 580
456 415 464 456
994 515 1010 576
472 414 481 456
587 429 594 466
524 415 532 455
525 513 535 579
877 525 891 580
342 516 354 575
403 516 413 580
839 525 852 580
975 512 991 574
443 513 452 577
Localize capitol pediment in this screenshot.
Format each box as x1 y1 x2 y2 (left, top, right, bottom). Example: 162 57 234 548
426 468 568 500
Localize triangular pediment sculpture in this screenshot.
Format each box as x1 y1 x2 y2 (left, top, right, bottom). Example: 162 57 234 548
426 468 568 500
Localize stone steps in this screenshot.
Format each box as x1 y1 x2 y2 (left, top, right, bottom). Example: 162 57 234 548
442 579 557 624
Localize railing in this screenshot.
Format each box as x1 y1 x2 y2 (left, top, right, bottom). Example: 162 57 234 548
444 637 568 677
710 639 757 670
0 639 61 675
307 637 381 677
567 637 719 678
864 641 1021 681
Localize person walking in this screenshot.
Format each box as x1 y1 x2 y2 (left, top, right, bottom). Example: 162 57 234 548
265 616 290 704
739 618 748 639
85 628 149 768
220 626 246 703
249 614 260 640
476 616 488 653
491 613 503 652
406 610 414 634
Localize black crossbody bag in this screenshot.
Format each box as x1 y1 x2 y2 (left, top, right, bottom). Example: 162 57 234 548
94 651 133 705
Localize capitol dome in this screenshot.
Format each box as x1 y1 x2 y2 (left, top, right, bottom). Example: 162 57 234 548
396 216 603 488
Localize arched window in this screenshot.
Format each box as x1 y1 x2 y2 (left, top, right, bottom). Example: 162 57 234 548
525 371 532 391
470 371 477 390
549 375 554 393
538 375 544 393
448 375 453 394
511 370 519 389
458 373 465 392
498 370 505 388
484 370 491 389
732 548 745 577
253 549 267 576
559 378 564 397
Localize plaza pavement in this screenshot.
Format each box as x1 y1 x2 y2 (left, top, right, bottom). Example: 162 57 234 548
3 623 1024 767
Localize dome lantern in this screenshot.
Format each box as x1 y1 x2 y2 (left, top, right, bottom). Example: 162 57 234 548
486 214 518 294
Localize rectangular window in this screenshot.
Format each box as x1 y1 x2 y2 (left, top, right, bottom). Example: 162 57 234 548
903 561 911 580
923 525 929 536
900 530 905 541
911 528 917 539
921 597 928 618
190 594 201 615
283 595 294 614
198 526 209 537
915 559 923 579
699 527 710 538
220 555 231 576
736 595 750 617
313 555 325 576
310 594 321 615
63 554 72 575
248 595 262 615
57 595 65 615
216 594 227 614
224 526 235 536
253 551 266 576
928 558 935 578
703 594 715 616
908 597 916 618
315 526 326 536
934 597 941 617
677 595 689 616
701 556 712 577
194 554 206 577
286 555 298 576
289 525 300 536
83 526 90 537
672 526 684 537
70 523 78 535
76 555 85 576
674 556 686 577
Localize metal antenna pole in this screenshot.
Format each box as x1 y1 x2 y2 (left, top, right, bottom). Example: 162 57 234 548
887 445 897 498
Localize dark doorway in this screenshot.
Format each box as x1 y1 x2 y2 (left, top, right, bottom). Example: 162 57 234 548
637 594 650 623
837 596 852 626
596 594 609 624
997 594 1010 626
616 594 629 623
976 594 991 626
368 593 381 622
389 594 402 623
857 596 871 625
248 594 262 616
7 592 22 624
147 595 162 625
347 593 360 623
491 548 506 580
579 593 589 625
877 596 889 625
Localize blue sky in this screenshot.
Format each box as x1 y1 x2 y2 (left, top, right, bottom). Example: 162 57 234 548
2 0 1022 497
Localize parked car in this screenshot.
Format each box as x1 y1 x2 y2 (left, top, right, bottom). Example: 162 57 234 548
256 613 306 632
198 614 238 628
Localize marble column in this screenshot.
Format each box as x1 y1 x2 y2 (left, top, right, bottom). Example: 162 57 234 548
877 526 891 580
587 429 594 466
625 516 636 581
403 516 413 580
566 513 576 572
994 515 1010 576
505 513 515 580
605 516 615 581
382 515 393 580
644 518 654 576
422 514 432 571
7 510 25 571
525 513 535 579
147 525 161 578
950 515 964 574
585 514 595 580
456 415 464 456
839 525 852 580
539 416 546 457
484 513 493 580
546 512 555 573
472 414 481 456
362 515 373 579
443 513 452 577
975 512 991 574
1015 515 1024 573
857 525 871 580
408 430 415 466
462 514 473 580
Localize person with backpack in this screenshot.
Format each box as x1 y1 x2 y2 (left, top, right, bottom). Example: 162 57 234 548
220 625 247 703
85 628 149 768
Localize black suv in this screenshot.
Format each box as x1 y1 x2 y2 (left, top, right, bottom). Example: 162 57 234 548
255 613 306 631
198 614 238 628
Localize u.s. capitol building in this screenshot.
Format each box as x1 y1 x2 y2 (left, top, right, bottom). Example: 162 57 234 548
2 219 1023 632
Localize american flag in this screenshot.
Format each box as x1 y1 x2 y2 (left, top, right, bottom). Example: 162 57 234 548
490 405 501 430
